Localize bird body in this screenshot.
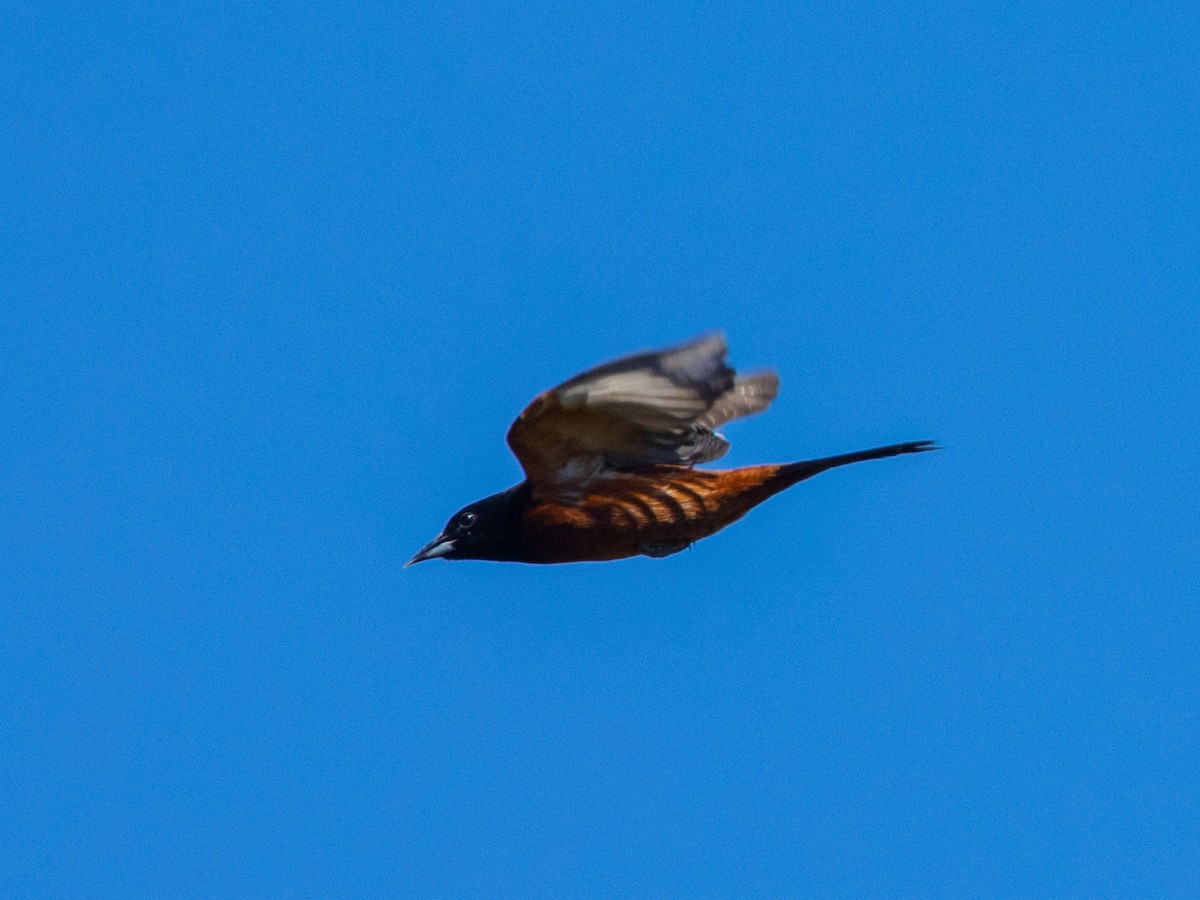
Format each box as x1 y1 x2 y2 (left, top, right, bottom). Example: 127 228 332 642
408 334 934 566
521 465 776 563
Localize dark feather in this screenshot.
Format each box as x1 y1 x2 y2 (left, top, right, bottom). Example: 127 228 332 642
507 333 778 482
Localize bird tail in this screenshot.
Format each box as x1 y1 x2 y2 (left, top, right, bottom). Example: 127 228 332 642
770 440 938 491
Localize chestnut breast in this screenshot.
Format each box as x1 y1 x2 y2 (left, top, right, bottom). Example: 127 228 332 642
519 465 786 563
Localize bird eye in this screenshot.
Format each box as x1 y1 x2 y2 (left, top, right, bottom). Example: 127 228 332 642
457 512 477 531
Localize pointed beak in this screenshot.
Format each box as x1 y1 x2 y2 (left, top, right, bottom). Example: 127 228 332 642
405 534 456 568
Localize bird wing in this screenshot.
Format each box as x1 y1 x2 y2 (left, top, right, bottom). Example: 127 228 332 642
506 333 779 485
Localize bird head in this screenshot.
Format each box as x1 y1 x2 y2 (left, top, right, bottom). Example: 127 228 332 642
406 483 529 566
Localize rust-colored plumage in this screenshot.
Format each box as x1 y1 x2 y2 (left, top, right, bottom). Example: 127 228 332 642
408 334 934 566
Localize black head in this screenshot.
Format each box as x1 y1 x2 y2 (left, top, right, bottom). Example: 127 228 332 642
406 483 528 566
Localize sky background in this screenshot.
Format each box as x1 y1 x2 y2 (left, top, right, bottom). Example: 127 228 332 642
4 2 1198 897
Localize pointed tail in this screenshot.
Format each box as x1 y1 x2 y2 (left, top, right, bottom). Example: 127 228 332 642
772 440 938 490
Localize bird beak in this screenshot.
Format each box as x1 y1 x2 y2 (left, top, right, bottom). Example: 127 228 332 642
405 534 456 567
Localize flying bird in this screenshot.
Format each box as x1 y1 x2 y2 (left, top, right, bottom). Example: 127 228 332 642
408 334 934 566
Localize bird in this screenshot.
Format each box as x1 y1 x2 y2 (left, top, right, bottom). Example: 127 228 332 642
407 333 935 566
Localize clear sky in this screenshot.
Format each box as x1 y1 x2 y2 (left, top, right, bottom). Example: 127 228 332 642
4 2 1198 897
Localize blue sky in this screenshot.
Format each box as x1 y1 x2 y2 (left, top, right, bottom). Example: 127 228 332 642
4 2 1198 896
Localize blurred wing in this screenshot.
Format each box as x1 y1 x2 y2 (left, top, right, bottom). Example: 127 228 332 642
506 333 779 485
